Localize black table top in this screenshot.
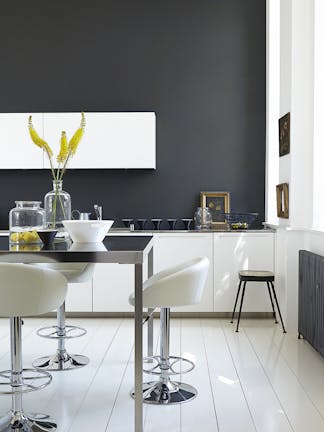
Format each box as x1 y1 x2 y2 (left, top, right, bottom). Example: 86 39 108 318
0 235 153 264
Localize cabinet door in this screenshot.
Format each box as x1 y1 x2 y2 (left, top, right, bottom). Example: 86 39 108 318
0 113 44 168
153 234 214 312
213 233 275 312
92 232 150 312
65 281 93 312
43 112 156 169
92 264 134 312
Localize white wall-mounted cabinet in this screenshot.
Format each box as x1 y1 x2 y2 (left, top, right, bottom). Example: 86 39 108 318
213 232 275 312
0 113 44 169
0 112 156 169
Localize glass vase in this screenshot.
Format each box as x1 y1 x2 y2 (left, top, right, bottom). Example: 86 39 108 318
9 201 45 244
44 180 71 237
194 207 212 230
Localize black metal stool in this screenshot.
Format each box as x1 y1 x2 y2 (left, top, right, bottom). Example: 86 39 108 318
230 270 286 333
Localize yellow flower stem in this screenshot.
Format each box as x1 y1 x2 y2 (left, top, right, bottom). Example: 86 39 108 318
52 189 57 228
46 149 57 181
59 151 72 180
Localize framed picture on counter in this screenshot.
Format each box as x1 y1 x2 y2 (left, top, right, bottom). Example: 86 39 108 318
200 191 230 225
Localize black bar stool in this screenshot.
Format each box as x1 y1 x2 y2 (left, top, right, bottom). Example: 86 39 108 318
230 270 286 333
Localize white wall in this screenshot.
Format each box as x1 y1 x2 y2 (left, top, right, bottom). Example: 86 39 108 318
267 0 316 332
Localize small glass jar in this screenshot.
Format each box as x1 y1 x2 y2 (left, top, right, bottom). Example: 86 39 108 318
9 201 45 244
194 207 212 230
44 180 71 237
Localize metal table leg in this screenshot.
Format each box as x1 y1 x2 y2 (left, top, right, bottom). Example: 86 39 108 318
135 263 143 432
147 247 154 358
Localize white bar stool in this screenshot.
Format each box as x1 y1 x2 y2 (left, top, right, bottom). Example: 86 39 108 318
0 263 67 432
129 257 209 404
31 263 95 371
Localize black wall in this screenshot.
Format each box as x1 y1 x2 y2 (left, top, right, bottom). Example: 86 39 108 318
0 0 265 228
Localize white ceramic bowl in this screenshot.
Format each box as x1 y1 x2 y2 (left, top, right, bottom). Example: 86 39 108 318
62 220 114 243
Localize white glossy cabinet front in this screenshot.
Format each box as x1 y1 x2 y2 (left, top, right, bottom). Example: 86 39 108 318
65 231 275 313
92 233 149 312
0 113 44 169
65 281 93 312
213 233 275 312
153 233 214 312
0 112 156 169
43 112 156 169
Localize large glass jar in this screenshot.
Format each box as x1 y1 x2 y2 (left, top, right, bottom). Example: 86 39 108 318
44 180 71 237
194 207 212 230
9 201 45 244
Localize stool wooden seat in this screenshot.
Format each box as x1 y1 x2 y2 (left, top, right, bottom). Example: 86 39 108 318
239 270 274 282
231 269 286 333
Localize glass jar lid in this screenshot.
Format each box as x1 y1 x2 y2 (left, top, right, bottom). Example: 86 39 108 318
14 201 42 208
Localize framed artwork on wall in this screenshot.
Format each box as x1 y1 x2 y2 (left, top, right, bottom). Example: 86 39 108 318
276 183 289 218
279 112 290 157
200 191 230 225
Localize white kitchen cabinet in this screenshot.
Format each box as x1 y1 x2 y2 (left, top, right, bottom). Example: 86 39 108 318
0 112 156 169
0 113 44 169
43 112 156 169
92 264 134 312
92 232 151 312
65 281 93 312
213 232 275 312
153 233 214 312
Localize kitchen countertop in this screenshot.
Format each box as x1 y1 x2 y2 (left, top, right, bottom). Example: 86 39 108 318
0 228 275 236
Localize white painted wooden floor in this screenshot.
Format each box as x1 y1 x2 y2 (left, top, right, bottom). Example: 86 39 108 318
0 317 323 431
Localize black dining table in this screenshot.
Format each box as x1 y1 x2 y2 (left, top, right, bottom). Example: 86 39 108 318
0 234 154 432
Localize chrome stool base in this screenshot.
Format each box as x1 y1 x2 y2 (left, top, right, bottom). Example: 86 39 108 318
32 351 89 371
0 411 56 432
132 381 198 405
0 369 52 394
143 355 195 376
36 325 87 340
33 302 89 372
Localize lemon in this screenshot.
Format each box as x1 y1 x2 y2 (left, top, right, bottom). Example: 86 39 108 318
30 231 40 242
22 231 35 243
10 232 20 242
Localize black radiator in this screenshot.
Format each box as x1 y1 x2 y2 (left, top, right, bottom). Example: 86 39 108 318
299 250 324 357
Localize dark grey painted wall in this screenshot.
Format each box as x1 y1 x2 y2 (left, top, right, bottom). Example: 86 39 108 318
0 0 265 228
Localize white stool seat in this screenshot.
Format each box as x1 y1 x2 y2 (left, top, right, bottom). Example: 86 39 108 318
129 257 209 405
33 263 95 283
0 263 67 317
0 263 67 432
129 257 209 308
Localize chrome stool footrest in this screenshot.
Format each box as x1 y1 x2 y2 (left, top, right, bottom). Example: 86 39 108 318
131 380 198 405
36 325 87 339
0 369 52 395
0 411 56 432
32 351 89 371
143 355 195 376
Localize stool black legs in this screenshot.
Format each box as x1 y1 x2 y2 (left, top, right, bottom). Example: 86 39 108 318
235 281 246 332
230 281 242 324
266 282 277 323
231 279 286 333
269 281 286 333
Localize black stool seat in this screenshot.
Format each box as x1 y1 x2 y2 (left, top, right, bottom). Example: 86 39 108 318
239 270 274 282
231 269 286 333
